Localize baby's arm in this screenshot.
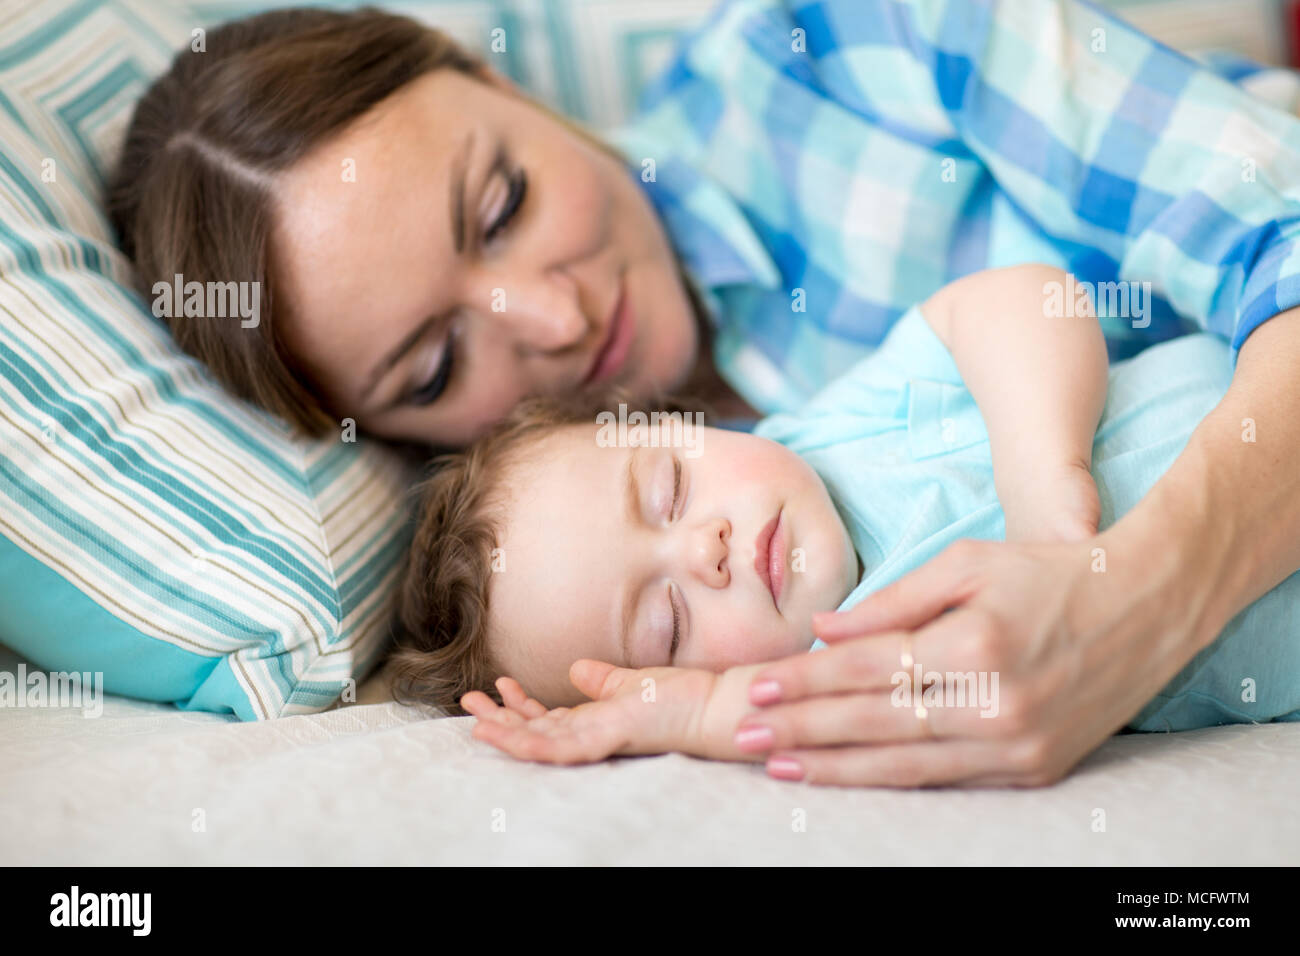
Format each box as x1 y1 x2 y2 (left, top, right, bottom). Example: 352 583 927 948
920 264 1109 542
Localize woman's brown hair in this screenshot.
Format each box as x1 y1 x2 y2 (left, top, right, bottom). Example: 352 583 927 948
107 5 636 438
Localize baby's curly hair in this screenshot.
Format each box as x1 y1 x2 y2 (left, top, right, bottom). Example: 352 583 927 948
389 388 714 715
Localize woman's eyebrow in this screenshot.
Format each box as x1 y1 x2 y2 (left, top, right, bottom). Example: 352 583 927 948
357 131 477 406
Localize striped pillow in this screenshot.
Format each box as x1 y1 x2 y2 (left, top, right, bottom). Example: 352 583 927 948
0 0 419 720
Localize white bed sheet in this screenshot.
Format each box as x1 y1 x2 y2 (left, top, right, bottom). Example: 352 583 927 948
2 644 1297 865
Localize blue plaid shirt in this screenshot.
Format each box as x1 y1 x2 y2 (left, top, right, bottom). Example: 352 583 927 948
609 0 1300 415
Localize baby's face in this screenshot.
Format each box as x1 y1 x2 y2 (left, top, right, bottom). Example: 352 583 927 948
487 420 860 706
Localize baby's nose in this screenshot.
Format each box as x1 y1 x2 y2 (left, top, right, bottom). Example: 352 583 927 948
694 518 730 587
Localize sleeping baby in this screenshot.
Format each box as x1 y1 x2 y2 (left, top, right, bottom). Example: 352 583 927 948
389 264 1300 770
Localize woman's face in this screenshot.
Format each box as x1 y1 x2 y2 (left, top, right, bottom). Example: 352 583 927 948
270 66 701 447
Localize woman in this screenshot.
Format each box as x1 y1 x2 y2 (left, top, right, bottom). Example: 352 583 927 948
109 1 1300 787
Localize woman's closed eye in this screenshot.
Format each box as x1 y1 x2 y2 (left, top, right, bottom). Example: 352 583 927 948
407 336 455 406
483 161 527 245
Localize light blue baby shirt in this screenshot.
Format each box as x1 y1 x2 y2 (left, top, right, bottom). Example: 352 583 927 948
753 306 1300 732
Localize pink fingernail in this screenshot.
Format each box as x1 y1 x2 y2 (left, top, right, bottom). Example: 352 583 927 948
767 757 804 781
734 726 774 750
751 680 782 705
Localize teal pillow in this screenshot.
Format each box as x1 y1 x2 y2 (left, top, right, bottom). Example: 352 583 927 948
0 0 420 719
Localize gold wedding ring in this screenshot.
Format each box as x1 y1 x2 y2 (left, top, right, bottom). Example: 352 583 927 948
899 632 915 671
900 633 934 738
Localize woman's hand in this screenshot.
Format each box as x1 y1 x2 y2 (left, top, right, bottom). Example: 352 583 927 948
734 531 1215 788
461 661 720 764
732 307 1300 790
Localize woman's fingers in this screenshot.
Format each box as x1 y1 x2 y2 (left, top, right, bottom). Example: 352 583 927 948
736 690 938 749
763 738 1033 789
813 540 983 641
749 632 912 704
745 607 1015 746
752 607 992 703
734 686 1001 750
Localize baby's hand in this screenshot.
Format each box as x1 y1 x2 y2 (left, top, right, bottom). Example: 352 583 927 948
461 661 718 765
998 459 1101 544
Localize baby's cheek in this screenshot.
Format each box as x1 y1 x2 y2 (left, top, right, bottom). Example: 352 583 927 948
725 442 792 482
700 617 793 668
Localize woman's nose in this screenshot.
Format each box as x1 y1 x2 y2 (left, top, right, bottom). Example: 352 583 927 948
686 517 731 588
477 270 589 353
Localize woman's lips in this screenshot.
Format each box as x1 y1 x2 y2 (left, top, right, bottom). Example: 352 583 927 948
755 507 786 611
583 279 634 387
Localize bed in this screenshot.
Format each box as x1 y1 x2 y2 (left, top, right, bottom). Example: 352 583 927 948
3 642 1296 865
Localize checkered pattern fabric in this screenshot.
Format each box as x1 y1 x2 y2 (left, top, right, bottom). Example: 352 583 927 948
610 0 1300 414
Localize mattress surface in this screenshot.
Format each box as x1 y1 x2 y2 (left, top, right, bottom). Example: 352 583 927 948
2 645 1296 865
